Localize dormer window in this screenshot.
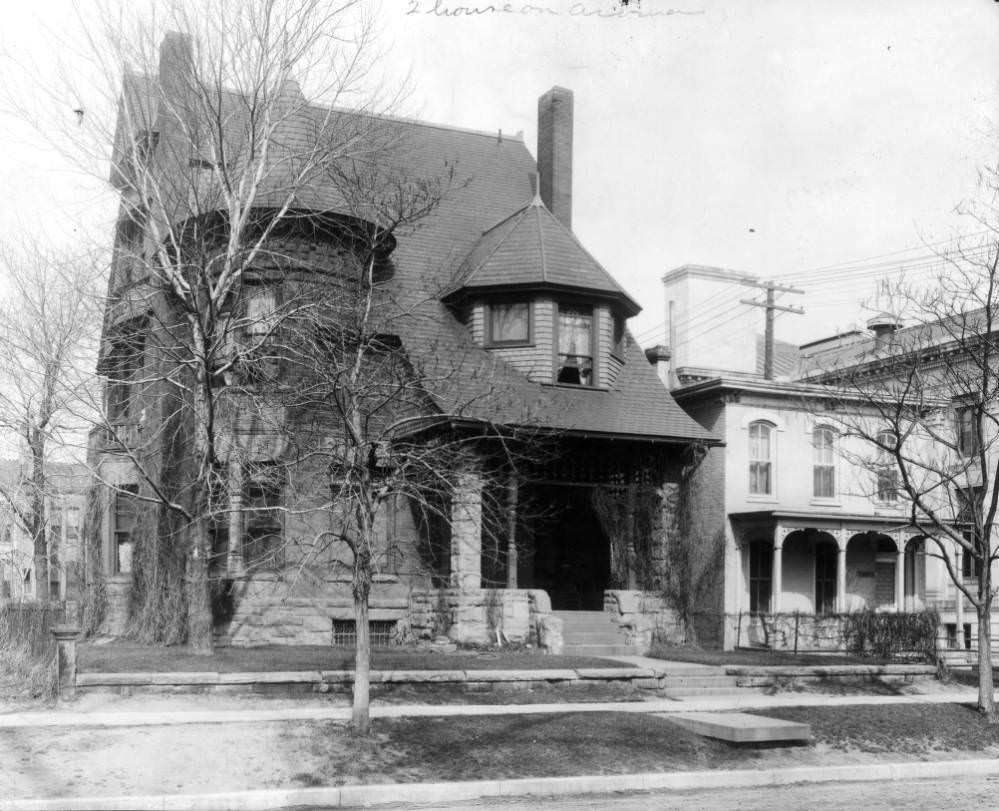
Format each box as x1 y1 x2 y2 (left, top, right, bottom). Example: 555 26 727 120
556 304 593 386
487 301 530 346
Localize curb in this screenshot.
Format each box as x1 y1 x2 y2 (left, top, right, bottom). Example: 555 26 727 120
4 757 999 811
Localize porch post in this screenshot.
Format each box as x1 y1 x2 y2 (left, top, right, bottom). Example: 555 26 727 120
772 526 784 613
450 461 483 590
227 459 244 574
955 545 964 639
836 531 847 612
894 537 905 612
505 474 518 589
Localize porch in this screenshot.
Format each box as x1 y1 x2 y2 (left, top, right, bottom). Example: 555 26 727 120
732 511 933 617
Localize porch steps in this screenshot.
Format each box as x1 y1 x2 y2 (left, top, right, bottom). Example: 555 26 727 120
554 610 634 657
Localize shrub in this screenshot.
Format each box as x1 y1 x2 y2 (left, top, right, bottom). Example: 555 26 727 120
0 602 61 699
842 609 939 662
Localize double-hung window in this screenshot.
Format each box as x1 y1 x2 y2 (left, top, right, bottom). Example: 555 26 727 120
556 304 594 386
748 421 774 495
812 426 836 499
956 404 981 458
876 430 899 502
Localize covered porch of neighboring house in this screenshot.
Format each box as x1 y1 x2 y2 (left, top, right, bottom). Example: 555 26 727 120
732 511 930 618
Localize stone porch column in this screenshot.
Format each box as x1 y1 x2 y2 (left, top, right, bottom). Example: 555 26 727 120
450 463 483 590
227 459 245 574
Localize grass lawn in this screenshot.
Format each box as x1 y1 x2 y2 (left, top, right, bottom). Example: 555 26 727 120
768 702 999 753
649 645 893 667
280 703 999 785
78 642 631 674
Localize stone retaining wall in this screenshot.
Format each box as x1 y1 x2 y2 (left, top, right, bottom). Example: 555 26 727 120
409 588 532 646
101 575 131 637
604 589 682 653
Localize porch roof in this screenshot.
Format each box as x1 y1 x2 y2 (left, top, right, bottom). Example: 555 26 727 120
728 509 948 533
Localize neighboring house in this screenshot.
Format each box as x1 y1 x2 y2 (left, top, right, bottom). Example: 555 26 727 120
0 460 87 602
89 35 715 647
662 265 959 649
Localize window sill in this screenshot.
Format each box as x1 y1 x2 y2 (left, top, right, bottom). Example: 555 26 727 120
485 341 534 349
745 494 778 504
542 382 606 391
809 499 841 508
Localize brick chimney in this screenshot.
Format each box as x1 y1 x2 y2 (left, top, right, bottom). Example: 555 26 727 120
159 32 194 101
537 87 573 229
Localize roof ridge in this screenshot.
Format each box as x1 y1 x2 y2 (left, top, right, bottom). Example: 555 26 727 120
535 204 548 284
544 207 639 313
461 205 533 287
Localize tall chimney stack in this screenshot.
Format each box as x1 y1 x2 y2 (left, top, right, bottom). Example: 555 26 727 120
537 86 573 229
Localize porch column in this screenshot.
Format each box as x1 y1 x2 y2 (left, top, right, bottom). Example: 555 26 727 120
955 545 964 638
772 527 784 613
450 463 483 591
836 531 847 612
505 474 518 589
227 459 244 574
894 538 905 612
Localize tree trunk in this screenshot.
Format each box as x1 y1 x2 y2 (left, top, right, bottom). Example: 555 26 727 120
976 598 995 717
28 433 49 601
352 546 372 734
186 512 213 654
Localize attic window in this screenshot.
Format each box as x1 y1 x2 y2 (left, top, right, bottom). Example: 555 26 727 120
556 304 593 386
487 301 530 345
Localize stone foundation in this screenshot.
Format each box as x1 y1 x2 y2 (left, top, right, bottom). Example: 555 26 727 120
409 588 532 646
100 575 132 637
224 571 413 647
604 589 682 654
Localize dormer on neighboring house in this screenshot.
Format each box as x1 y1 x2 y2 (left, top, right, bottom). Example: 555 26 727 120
443 87 640 390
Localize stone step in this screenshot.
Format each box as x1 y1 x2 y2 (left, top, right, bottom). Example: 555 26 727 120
664 685 757 697
661 675 741 689
561 644 635 657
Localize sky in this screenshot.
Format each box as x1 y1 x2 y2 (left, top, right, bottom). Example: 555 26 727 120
0 0 996 351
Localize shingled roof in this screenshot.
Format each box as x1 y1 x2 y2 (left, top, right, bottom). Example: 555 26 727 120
446 195 641 317
118 45 714 446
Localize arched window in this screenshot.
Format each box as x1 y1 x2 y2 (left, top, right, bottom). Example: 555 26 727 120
813 426 836 499
876 429 899 502
749 421 774 495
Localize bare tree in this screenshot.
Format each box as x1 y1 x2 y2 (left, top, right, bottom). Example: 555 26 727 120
267 163 552 732
0 241 101 602
806 162 999 714
7 0 422 652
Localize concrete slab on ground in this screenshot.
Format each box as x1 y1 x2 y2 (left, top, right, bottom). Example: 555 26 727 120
663 711 811 744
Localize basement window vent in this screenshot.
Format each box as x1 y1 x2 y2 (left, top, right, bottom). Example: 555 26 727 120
331 620 397 647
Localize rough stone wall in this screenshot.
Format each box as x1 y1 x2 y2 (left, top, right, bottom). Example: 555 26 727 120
101 575 132 637
604 589 682 654
409 587 532 646
224 572 412 646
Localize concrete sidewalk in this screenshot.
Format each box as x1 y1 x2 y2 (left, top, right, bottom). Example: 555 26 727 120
0 681 981 729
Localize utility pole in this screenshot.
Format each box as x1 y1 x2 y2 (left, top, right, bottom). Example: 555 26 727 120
740 281 805 380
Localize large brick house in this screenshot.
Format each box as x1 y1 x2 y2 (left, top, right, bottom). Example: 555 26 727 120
89 34 714 650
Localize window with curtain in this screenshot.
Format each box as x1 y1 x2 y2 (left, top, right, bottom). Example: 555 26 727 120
556 305 593 386
748 421 773 495
813 426 836 498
